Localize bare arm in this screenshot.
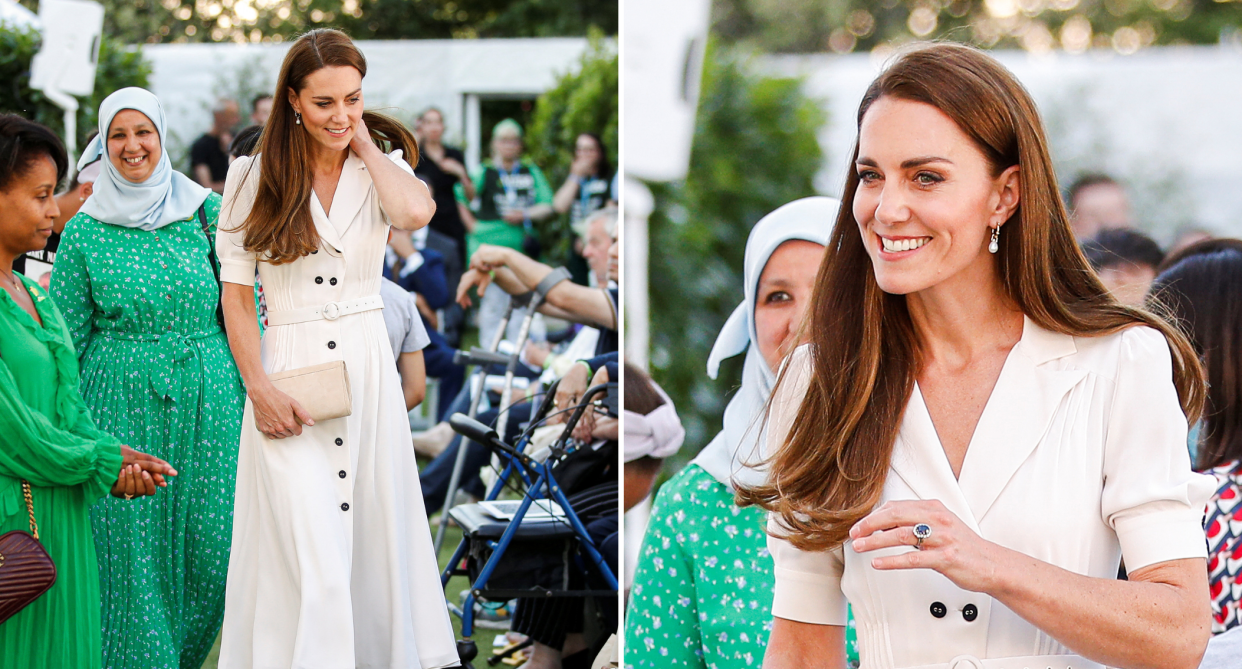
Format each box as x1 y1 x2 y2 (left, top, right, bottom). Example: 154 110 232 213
552 175 580 214
764 619 847 669
852 501 1211 669
193 164 217 191
351 120 435 231
221 283 313 438
396 350 426 412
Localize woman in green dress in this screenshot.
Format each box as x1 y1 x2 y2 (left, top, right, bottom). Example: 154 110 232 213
0 114 177 668
624 198 857 668
50 88 246 668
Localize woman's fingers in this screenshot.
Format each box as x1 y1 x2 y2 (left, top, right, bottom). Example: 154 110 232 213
851 526 924 553
289 399 314 428
138 470 156 497
850 500 949 539
132 449 178 476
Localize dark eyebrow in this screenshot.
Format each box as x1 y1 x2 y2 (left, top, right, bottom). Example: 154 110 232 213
855 156 953 169
312 88 362 100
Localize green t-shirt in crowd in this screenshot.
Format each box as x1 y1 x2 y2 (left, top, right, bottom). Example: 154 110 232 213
456 158 553 260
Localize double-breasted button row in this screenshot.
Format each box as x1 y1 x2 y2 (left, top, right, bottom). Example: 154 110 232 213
313 276 339 285
930 601 977 622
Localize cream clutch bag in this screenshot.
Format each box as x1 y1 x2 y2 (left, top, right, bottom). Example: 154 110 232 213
266 361 353 423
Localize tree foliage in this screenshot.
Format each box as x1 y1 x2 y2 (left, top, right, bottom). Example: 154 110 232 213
647 44 826 468
12 0 616 45
525 30 617 263
711 0 1242 55
0 23 150 152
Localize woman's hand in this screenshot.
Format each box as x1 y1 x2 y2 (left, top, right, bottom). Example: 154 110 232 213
349 114 373 154
440 156 468 180
250 381 315 439
111 464 156 498
111 445 176 499
849 499 1004 593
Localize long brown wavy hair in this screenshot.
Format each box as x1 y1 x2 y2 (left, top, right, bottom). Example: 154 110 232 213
233 29 419 264
735 43 1205 552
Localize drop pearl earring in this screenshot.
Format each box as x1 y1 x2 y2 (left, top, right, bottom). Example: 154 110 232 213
295 111 301 125
989 226 1000 254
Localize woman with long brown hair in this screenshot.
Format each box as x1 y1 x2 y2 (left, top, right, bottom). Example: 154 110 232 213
215 29 458 668
738 44 1214 669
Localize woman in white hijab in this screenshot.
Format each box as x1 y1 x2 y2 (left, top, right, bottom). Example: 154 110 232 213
624 197 844 668
50 87 246 669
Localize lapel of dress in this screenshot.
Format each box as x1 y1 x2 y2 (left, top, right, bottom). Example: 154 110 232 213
956 316 1087 524
310 191 345 254
328 149 371 239
891 384 984 534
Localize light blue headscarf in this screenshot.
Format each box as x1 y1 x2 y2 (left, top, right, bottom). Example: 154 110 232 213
692 196 839 490
77 87 212 231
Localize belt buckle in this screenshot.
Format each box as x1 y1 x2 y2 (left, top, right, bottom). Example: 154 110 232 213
322 301 341 321
947 656 984 669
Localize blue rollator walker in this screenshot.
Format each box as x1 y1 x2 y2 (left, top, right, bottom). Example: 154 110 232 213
441 379 619 667
432 267 574 556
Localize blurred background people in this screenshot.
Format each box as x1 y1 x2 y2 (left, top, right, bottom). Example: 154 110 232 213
249 93 272 128
1146 239 1242 635
553 132 612 286
190 97 240 193
414 107 473 266
50 88 246 669
0 112 176 669
1081 227 1165 307
1067 172 1132 240
459 118 554 347
379 274 430 412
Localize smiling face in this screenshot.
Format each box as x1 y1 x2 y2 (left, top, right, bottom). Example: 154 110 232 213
582 215 612 284
0 154 61 257
107 109 162 184
753 240 824 374
852 96 1019 297
289 65 364 152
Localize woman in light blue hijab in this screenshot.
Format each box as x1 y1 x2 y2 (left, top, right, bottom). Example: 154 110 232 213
50 86 246 669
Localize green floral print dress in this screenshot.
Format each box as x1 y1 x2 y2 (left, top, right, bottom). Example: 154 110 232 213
0 274 124 669
625 464 859 668
50 193 246 669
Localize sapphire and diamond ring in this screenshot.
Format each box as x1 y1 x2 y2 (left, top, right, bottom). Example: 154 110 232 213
913 523 932 549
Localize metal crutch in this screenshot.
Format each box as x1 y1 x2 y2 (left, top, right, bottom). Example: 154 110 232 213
432 267 571 554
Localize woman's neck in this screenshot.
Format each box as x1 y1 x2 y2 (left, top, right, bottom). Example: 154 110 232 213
906 263 1024 369
307 141 349 177
0 249 17 281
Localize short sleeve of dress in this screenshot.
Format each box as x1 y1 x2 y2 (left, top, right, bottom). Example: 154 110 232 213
765 345 849 626
1101 326 1216 572
216 155 259 285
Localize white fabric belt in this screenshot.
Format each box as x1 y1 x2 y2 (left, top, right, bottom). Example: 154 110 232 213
906 655 1104 669
265 295 385 326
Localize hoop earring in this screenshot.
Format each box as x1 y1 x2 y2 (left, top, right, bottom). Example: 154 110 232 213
989 226 1000 254
295 111 302 125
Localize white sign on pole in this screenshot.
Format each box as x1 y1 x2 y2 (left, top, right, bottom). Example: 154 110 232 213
30 0 105 97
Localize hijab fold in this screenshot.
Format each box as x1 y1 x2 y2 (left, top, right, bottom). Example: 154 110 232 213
692 196 839 489
78 87 212 231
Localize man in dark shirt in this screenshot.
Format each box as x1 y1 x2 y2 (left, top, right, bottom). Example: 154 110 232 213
189 98 239 194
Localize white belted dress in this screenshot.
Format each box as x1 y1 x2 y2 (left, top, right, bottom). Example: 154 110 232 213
766 319 1215 669
215 151 458 669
